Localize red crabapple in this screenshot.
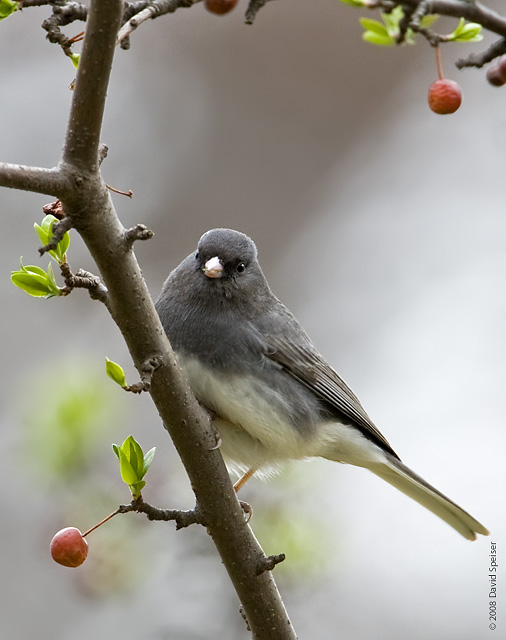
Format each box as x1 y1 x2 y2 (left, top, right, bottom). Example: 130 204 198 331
205 0 238 15
50 527 88 567
428 79 462 115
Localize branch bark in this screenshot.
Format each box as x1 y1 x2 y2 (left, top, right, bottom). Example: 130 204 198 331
396 0 506 39
0 163 66 196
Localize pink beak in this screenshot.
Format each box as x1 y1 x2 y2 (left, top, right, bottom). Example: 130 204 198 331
203 256 224 279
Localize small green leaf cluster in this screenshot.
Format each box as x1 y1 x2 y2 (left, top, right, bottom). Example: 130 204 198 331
105 358 127 388
337 1 482 47
11 259 61 298
11 214 70 298
360 7 437 46
34 214 70 264
70 53 80 69
0 0 18 21
112 436 156 499
447 17 483 43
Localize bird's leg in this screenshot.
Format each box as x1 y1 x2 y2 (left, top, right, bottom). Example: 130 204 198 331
233 467 257 492
233 468 257 523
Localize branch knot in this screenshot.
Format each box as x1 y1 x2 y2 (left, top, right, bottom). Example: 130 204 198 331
256 553 286 575
124 223 154 249
125 356 164 393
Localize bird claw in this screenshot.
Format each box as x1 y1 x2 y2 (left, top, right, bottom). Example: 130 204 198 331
239 500 253 523
208 427 222 451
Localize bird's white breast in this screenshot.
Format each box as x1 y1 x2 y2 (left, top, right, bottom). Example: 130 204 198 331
177 354 388 472
177 354 320 469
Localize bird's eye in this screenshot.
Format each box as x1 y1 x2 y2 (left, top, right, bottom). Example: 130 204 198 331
195 251 199 260
236 262 246 273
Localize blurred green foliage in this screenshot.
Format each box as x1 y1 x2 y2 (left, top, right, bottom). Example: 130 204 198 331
21 361 120 482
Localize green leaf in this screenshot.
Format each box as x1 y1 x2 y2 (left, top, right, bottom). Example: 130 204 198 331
128 437 144 477
419 14 439 29
45 262 61 298
359 8 401 47
35 215 70 264
0 0 18 20
11 271 51 297
125 436 144 480
359 18 389 35
447 18 483 43
362 30 395 47
142 447 156 478
105 358 127 387
53 222 70 263
11 259 62 298
34 222 50 247
70 53 80 69
129 480 146 499
113 436 155 496
117 447 139 485
338 0 365 6
40 214 55 236
382 5 403 32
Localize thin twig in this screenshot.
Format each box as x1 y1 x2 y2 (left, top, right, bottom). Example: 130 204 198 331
456 36 506 68
116 0 201 46
107 184 133 198
38 217 73 256
59 263 110 304
119 495 205 530
82 508 121 537
245 0 271 25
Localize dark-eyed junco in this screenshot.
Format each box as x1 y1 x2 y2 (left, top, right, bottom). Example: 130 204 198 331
155 228 489 540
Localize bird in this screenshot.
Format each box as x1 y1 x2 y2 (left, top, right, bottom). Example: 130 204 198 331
155 228 489 541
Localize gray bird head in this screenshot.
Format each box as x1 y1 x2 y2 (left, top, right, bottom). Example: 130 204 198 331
157 229 273 320
187 228 271 305
196 228 258 280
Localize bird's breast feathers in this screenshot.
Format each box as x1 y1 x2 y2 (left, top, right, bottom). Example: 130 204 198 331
176 353 386 470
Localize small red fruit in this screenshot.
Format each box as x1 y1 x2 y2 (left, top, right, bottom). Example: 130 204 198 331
205 0 238 15
486 65 505 87
428 79 462 115
487 56 506 87
50 527 88 567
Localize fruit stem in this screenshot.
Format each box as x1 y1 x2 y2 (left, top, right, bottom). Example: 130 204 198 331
435 45 444 81
82 508 121 537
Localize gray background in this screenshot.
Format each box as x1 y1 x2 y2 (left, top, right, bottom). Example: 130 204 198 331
1 1 504 638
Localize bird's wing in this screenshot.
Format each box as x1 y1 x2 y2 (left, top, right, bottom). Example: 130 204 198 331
263 330 400 459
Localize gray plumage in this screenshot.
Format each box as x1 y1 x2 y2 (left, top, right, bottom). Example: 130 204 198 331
155 228 489 541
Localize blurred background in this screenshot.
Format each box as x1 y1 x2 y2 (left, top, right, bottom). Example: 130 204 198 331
1 1 505 638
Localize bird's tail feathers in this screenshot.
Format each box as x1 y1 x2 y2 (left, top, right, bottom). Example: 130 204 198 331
369 455 489 541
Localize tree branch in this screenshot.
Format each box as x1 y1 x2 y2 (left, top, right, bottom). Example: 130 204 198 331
245 0 274 25
456 36 506 68
118 495 205 530
398 0 506 40
9 0 506 636
8 1 297 636
0 163 67 197
59 262 110 304
116 0 201 46
61 0 123 172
